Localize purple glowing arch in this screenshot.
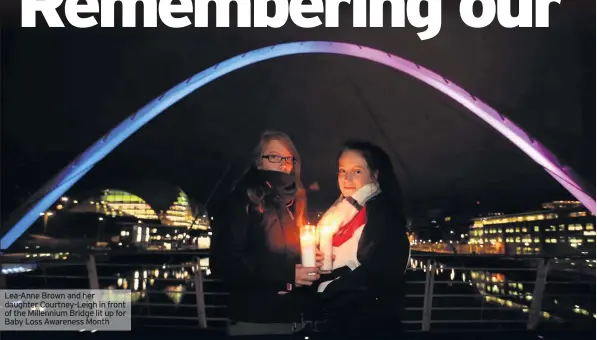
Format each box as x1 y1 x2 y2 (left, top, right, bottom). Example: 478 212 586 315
2 41 594 249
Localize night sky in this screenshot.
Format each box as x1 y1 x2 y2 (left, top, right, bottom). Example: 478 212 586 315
1 1 595 222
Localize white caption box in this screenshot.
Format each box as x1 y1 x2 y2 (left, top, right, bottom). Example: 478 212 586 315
1 289 131 331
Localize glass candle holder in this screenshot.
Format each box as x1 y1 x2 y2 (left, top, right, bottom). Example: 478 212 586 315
300 224 317 267
319 225 334 273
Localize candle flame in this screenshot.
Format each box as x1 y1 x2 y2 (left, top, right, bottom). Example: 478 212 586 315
300 233 314 241
320 225 334 234
301 225 316 244
317 212 343 234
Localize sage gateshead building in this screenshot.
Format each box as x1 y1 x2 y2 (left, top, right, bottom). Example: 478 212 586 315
47 181 212 250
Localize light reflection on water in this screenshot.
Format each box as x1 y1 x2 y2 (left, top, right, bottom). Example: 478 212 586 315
110 258 211 305
12 252 593 329
106 255 595 326
408 257 595 324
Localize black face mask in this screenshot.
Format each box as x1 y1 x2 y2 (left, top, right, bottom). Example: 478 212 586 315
240 167 298 204
258 169 297 204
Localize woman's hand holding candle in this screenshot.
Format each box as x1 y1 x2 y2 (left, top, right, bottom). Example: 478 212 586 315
295 264 320 286
296 224 321 287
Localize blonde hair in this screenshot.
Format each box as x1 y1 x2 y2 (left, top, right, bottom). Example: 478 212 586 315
247 130 307 227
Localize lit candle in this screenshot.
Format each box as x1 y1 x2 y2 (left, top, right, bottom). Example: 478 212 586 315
319 225 334 273
300 225 316 267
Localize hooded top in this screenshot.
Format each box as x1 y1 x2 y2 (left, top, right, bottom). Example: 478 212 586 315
210 168 313 323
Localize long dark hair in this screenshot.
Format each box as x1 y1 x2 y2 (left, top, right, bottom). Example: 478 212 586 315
338 140 405 219
244 130 307 227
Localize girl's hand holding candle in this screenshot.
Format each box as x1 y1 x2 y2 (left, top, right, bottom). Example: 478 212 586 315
319 225 334 273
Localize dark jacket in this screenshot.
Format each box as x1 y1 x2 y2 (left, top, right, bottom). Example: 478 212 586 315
210 168 314 323
319 193 411 335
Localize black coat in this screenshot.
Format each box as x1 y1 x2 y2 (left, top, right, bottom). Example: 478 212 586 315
319 193 411 335
210 169 315 323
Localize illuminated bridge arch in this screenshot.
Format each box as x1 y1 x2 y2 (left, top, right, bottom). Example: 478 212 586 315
2 41 594 249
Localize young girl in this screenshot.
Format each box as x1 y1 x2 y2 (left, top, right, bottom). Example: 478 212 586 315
317 140 411 336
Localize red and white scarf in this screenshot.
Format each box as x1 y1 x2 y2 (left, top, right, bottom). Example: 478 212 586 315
317 182 380 236
332 207 367 247
317 183 380 292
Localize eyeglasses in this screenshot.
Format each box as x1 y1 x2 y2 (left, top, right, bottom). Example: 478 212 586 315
262 154 297 165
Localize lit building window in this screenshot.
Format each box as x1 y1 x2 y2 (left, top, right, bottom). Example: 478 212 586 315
102 190 159 220
161 191 205 229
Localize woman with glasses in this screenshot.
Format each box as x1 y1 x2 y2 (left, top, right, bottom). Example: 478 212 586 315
210 130 323 336
315 140 411 336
